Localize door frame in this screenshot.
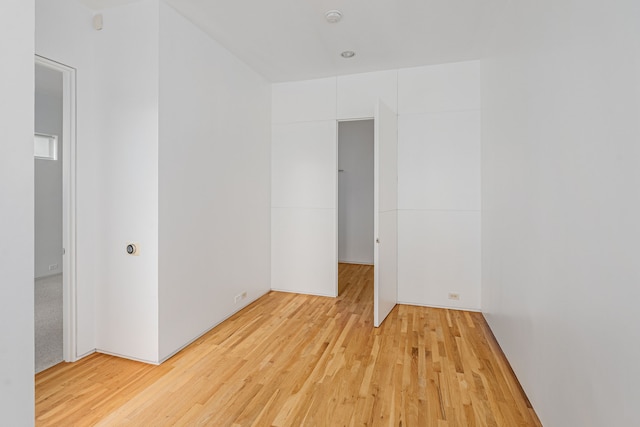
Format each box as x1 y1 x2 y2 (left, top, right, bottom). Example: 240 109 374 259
35 55 78 362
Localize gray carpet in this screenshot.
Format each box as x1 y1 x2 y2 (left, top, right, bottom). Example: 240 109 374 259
35 274 63 373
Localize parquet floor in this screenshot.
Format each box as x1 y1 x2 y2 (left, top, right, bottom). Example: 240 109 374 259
36 263 541 426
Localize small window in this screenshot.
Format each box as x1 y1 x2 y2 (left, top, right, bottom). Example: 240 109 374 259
34 133 58 160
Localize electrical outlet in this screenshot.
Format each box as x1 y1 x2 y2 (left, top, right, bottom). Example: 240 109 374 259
234 291 248 304
448 292 460 301
48 264 58 271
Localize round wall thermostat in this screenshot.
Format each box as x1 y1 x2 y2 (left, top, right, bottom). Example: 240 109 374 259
126 243 139 256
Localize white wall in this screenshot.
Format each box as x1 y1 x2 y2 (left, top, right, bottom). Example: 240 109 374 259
481 1 640 425
36 0 98 357
338 120 374 265
34 69 63 279
38 0 160 363
271 77 338 296
92 0 160 363
397 61 481 310
0 0 35 424
158 2 271 360
36 0 271 364
272 63 480 310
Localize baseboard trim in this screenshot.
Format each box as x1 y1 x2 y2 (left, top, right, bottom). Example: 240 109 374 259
96 349 160 365
270 288 337 298
35 272 63 281
338 261 374 266
397 300 481 312
157 289 272 364
75 348 96 361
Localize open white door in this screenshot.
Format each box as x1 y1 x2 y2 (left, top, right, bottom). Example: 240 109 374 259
373 99 398 327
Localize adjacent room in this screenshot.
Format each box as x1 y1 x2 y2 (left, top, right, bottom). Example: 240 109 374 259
34 63 64 374
2 0 640 426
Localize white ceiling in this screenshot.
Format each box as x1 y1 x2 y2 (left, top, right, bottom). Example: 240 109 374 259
77 0 501 82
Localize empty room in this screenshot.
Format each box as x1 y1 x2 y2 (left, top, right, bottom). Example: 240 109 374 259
2 0 640 426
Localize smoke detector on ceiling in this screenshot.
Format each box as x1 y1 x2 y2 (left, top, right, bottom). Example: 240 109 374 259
325 10 343 23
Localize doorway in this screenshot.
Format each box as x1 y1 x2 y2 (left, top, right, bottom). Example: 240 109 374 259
336 101 398 327
337 119 374 295
34 56 77 371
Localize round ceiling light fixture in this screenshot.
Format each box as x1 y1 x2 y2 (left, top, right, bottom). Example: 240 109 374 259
341 50 356 59
325 10 343 23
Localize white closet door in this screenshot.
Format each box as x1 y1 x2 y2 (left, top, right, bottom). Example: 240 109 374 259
373 99 398 327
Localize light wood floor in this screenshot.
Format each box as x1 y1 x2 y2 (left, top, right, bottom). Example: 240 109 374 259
36 264 541 426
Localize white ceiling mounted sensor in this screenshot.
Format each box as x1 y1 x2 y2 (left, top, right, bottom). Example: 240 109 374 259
325 10 343 23
92 13 103 31
341 51 356 58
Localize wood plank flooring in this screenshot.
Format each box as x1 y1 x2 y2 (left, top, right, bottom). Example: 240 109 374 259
36 264 542 426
